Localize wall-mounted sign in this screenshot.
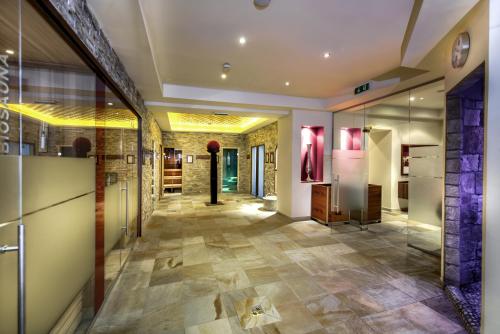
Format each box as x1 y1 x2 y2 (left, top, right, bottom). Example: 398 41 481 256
452 32 470 69
354 82 370 95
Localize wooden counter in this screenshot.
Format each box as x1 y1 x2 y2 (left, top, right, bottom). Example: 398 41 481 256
311 183 381 224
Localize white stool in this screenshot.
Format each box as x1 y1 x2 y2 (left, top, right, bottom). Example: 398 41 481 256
262 195 277 211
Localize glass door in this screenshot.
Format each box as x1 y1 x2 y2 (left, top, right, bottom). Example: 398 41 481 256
0 2 23 331
1 1 140 332
258 145 265 198
251 145 265 197
407 82 445 256
222 148 238 192
104 108 138 291
332 107 369 228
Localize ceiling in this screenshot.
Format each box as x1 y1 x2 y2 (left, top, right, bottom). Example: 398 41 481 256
89 0 414 99
87 0 479 130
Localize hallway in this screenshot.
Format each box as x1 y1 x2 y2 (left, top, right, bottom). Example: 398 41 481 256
90 194 464 334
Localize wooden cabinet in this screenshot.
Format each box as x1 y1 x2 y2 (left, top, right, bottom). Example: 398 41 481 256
398 181 409 211
367 184 382 222
311 183 382 225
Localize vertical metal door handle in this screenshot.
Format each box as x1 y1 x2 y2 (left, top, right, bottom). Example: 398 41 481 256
0 224 25 334
121 181 129 236
18 224 25 334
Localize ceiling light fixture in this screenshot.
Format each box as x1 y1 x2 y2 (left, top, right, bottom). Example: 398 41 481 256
254 0 271 10
323 52 332 59
221 62 231 80
419 97 424 100
239 36 247 45
409 96 416 102
107 102 114 106
5 49 14 55
285 81 290 86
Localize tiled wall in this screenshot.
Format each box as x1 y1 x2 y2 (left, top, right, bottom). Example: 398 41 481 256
444 91 484 287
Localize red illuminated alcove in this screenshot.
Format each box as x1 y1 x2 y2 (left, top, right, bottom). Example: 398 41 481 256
340 127 362 150
301 126 324 182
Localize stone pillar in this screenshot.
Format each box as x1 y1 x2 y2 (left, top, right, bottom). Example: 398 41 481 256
444 92 484 287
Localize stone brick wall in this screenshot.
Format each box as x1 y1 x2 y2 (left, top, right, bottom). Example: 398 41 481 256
444 95 484 287
46 0 162 225
162 122 278 196
247 122 278 195
162 132 249 194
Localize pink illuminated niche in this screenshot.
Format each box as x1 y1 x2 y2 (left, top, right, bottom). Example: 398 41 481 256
340 127 361 150
301 126 324 182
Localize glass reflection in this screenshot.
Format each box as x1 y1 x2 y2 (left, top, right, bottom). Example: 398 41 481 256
0 1 139 332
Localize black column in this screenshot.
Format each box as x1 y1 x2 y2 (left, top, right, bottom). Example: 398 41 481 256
210 152 217 204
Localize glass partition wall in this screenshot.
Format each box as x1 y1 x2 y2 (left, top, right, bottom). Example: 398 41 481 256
333 81 445 256
0 1 140 333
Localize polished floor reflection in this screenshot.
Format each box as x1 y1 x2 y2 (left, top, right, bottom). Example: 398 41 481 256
89 194 464 333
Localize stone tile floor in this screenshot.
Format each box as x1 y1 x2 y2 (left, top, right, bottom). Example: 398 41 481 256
89 193 465 334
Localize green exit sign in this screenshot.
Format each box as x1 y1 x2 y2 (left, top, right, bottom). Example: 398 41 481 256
354 82 370 95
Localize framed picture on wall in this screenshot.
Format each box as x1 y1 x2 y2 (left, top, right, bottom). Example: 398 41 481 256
274 146 278 171
269 152 274 164
265 152 270 163
186 155 193 163
127 154 135 164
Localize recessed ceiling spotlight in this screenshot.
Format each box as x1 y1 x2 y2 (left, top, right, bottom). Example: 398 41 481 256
419 97 424 100
221 73 227 80
239 36 247 45
5 49 14 55
107 102 114 106
285 81 290 86
409 96 416 102
254 0 271 10
323 52 332 59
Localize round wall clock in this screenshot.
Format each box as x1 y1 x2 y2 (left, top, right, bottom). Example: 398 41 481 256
452 32 470 69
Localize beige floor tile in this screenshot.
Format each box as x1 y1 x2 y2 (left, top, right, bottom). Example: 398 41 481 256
185 318 233 334
90 194 463 334
183 293 227 328
245 266 281 285
255 281 299 306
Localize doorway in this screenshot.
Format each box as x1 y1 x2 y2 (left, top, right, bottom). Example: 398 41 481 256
222 148 238 192
251 145 265 198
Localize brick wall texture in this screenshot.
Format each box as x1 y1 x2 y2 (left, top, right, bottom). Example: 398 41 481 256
162 122 278 195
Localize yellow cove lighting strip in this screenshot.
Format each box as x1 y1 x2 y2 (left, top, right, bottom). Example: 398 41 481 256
7 104 138 129
167 112 267 133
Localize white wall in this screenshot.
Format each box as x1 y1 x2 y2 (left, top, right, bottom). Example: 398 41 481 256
484 0 500 331
277 110 332 218
277 115 293 216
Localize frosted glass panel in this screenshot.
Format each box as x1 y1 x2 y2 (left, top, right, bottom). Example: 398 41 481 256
251 146 257 196
331 149 368 224
408 145 443 254
258 145 265 197
0 159 95 333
